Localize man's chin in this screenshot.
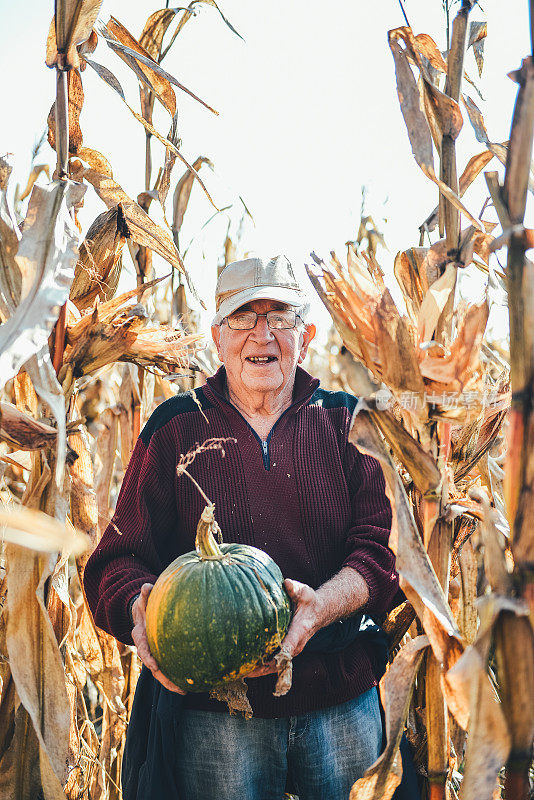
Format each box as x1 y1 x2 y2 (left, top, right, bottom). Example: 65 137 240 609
242 374 284 393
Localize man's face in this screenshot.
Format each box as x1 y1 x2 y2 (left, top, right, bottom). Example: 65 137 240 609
212 299 315 397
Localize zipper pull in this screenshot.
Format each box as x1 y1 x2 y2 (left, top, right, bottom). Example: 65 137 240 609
262 440 268 455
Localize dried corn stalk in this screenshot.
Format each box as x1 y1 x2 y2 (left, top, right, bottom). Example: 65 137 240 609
306 7 532 800
0 3 241 797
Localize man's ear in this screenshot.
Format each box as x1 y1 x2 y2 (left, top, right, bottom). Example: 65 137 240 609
298 323 316 363
211 324 222 359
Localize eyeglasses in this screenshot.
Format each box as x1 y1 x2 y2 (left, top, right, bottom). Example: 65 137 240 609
224 309 301 330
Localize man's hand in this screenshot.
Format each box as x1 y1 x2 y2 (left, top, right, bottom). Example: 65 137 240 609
245 578 323 677
131 583 186 694
245 567 369 678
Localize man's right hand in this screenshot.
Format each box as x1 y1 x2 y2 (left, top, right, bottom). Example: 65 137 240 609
131 582 186 695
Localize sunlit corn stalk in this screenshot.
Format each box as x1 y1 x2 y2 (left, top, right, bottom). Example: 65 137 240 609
427 5 472 798
307 10 519 800
0 2 243 796
491 13 534 796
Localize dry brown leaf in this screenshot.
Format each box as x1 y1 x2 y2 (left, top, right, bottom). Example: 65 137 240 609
94 407 119 536
18 165 51 203
459 149 495 196
463 94 490 145
139 8 183 58
0 155 22 311
393 248 427 325
5 545 71 794
417 262 457 345
350 411 467 726
417 148 495 237
0 704 43 799
0 180 85 389
446 595 516 800
0 401 77 454
82 168 192 286
414 33 447 73
455 537 478 644
83 56 217 221
388 30 434 171
0 449 33 470
45 0 103 70
419 301 489 391
350 636 429 800
424 80 464 142
70 205 128 310
0 507 89 555
367 407 441 497
68 426 99 559
77 146 114 177
61 282 200 381
469 488 512 596
172 156 213 244
97 20 216 115
118 366 138 468
453 400 508 480
106 15 176 118
372 290 426 399
158 115 180 211
388 27 483 230
468 21 487 78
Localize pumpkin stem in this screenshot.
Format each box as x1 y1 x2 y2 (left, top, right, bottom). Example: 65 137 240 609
180 468 213 507
195 504 225 559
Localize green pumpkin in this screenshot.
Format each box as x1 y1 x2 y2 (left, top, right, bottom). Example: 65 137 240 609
145 504 292 693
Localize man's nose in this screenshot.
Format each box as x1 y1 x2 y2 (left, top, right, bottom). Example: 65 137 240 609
250 315 274 341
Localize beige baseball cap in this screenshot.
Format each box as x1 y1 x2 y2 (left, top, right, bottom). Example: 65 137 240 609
213 255 308 324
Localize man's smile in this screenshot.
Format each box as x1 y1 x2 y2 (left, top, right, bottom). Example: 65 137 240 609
245 355 278 364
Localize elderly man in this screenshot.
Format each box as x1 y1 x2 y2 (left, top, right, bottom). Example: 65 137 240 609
84 255 399 800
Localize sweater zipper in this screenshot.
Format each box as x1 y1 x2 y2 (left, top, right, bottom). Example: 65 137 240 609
261 439 269 470
206 379 318 471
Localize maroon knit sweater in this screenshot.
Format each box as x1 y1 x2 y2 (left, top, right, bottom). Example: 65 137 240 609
84 367 398 718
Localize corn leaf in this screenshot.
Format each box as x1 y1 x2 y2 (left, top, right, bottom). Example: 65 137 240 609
467 21 487 78
172 156 213 246
417 262 457 345
77 145 113 177
388 28 483 230
0 156 22 312
0 180 84 388
139 8 186 59
0 508 89 555
159 0 244 61
159 114 180 211
96 20 217 115
46 0 102 70
446 595 517 800
350 410 468 727
106 16 176 118
82 169 192 283
350 635 429 800
18 165 51 204
70 205 128 311
83 57 217 215
5 546 71 795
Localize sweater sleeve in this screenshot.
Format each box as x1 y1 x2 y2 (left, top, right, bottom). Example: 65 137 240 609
342 444 399 616
83 428 177 645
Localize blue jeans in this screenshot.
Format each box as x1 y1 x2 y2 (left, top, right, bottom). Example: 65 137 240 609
174 688 382 800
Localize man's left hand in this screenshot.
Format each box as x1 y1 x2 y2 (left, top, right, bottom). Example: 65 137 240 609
245 578 323 678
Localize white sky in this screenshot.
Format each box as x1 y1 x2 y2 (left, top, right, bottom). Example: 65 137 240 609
0 0 530 339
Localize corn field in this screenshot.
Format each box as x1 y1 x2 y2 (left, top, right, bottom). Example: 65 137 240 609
0 1 533 799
